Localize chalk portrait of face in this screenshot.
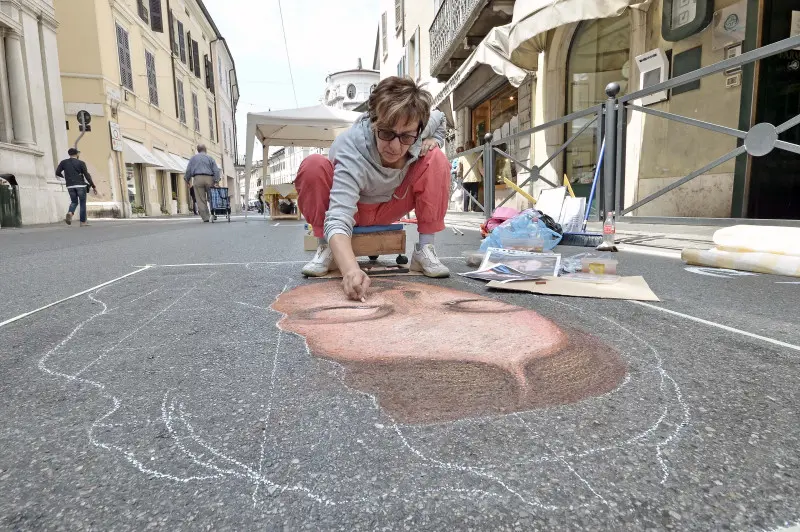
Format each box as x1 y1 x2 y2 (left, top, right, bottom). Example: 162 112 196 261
272 280 627 423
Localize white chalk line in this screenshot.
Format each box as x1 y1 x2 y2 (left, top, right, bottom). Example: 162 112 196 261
630 301 800 353
253 283 289 508
74 274 214 377
37 292 219 483
0 266 153 329
514 414 610 507
33 265 681 512
521 292 690 485
616 244 682 260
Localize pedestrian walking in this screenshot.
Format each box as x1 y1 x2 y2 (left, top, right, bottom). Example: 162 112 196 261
184 144 221 222
56 148 97 226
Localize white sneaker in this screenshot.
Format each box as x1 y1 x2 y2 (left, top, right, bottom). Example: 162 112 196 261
302 244 334 277
410 244 450 278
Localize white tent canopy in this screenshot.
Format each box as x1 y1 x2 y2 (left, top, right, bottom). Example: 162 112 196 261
243 104 362 219
509 0 650 70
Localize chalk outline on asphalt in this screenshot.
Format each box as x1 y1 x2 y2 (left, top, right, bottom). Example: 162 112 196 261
0 266 153 329
17 260 799 519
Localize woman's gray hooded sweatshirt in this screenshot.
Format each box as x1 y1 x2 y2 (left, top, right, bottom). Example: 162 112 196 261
323 109 446 242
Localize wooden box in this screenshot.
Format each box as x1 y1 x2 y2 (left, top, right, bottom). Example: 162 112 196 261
350 230 406 257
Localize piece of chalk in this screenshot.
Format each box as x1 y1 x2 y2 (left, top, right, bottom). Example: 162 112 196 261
360 297 366 303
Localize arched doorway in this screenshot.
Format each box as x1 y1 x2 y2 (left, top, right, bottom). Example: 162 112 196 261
565 14 631 200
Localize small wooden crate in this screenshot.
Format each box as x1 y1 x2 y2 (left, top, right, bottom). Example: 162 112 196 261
351 229 406 258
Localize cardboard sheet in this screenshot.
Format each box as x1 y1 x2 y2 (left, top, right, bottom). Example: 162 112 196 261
487 275 660 301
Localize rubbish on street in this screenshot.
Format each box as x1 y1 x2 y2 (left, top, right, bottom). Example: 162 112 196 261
500 236 544 252
595 211 618 252
463 250 484 267
582 256 618 275
480 209 562 252
478 248 561 277
461 264 543 283
560 231 604 247
487 275 660 301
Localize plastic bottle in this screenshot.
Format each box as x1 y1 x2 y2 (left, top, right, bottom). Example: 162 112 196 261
597 211 618 251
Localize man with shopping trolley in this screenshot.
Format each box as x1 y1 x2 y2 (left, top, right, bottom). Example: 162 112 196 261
184 144 221 223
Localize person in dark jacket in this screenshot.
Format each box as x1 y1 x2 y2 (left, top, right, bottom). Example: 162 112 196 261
56 148 96 226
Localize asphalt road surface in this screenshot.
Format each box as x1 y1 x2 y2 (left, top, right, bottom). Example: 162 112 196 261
0 217 798 531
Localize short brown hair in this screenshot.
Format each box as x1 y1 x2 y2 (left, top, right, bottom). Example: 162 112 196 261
368 76 432 131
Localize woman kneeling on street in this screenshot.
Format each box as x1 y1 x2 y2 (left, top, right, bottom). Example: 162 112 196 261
295 76 451 301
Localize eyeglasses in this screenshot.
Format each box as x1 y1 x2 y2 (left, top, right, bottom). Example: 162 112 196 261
376 128 420 146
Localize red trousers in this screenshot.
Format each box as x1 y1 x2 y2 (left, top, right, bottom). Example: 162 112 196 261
295 149 450 238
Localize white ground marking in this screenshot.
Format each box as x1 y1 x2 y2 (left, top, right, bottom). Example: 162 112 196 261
776 281 800 284
0 266 152 329
631 301 800 353
616 244 682 259
685 266 757 278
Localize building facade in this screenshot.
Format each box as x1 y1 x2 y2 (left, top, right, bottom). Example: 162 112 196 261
430 0 800 220
55 0 238 218
213 36 240 212
267 146 327 186
0 0 69 225
322 61 379 111
377 0 532 211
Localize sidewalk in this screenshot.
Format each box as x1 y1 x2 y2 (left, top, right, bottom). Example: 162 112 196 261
444 211 719 251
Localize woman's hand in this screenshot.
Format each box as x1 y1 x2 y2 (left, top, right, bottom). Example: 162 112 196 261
342 268 371 301
419 138 439 157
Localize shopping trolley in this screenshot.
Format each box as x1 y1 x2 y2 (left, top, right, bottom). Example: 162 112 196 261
208 187 231 223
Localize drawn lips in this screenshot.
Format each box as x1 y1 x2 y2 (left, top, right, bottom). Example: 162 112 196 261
273 280 627 423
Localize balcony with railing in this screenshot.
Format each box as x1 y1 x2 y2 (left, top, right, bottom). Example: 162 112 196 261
430 0 514 81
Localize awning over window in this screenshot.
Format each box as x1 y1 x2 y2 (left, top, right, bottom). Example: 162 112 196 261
432 24 531 124
153 149 184 172
509 0 650 70
168 153 189 173
122 139 163 167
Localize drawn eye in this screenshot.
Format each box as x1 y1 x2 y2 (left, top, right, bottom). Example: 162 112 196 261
444 299 524 314
296 305 394 324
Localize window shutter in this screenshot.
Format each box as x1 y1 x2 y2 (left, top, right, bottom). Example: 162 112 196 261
178 22 186 63
381 13 388 57
192 93 200 132
208 105 215 142
137 0 148 23
187 31 193 72
116 24 133 90
168 10 176 52
414 27 420 80
146 51 158 106
204 55 215 93
149 0 163 32
176 80 186 123
192 41 201 78
394 0 403 33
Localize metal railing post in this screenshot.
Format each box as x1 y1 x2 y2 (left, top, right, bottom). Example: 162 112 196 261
482 133 494 219
603 82 620 217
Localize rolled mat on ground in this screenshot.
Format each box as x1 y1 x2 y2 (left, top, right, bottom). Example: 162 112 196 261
682 225 800 277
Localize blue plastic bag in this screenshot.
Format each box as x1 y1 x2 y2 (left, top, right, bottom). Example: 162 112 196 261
479 209 562 252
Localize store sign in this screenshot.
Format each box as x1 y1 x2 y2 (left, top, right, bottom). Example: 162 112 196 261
109 121 122 152
712 0 747 51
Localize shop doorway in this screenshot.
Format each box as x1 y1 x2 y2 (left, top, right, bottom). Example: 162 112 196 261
565 13 631 201
749 0 800 219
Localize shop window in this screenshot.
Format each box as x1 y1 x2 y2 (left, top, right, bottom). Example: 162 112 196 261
565 13 631 198
471 83 519 185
